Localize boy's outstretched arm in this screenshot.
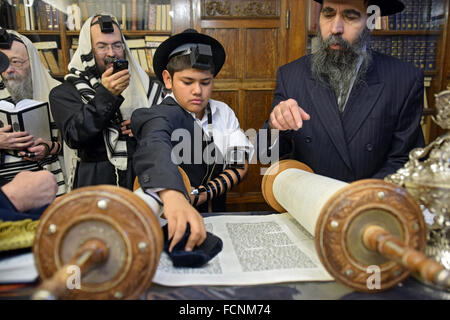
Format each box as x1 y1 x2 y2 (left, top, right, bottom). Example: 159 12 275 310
159 189 207 252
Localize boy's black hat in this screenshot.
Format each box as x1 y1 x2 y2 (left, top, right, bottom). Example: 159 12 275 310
153 29 226 83
313 0 404 16
0 51 9 73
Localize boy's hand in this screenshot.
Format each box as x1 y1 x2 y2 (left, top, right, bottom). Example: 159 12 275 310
159 189 206 252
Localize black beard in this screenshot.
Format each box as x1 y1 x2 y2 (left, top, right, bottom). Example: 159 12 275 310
311 28 372 111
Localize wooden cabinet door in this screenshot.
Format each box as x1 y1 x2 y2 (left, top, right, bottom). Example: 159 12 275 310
191 0 306 211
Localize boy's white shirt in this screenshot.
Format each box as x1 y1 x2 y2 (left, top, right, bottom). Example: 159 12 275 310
142 93 254 204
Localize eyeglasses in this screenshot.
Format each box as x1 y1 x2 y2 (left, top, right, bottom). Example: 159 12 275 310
8 58 29 69
94 42 125 54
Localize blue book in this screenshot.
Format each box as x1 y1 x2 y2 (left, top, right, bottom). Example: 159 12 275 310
388 15 396 30
424 0 432 30
425 37 437 71
419 36 427 70
412 0 419 30
405 0 413 30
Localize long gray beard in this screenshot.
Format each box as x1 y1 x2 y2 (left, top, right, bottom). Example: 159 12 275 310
3 68 33 103
311 28 372 112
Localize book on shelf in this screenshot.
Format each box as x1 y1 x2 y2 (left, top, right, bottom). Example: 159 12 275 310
120 2 127 30
47 0 172 32
0 99 52 142
0 0 17 29
145 35 169 48
126 38 156 74
12 0 62 31
384 0 443 31
369 35 437 71
126 0 132 30
143 0 150 30
137 48 149 72
40 49 59 74
131 0 137 31
32 41 61 74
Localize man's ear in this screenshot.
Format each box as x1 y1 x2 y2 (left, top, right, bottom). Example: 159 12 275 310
162 70 173 90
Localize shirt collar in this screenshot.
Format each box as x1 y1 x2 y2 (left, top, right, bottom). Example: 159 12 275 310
166 92 217 122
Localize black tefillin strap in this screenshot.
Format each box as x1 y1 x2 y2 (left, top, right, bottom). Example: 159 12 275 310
202 102 215 183
190 103 217 206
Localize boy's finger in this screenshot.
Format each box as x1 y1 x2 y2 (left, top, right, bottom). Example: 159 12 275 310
169 222 187 252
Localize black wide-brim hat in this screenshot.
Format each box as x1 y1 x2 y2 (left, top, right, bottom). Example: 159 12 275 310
0 51 9 73
314 0 404 16
153 29 226 83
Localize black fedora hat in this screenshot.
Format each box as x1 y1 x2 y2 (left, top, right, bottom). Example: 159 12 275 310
153 29 226 83
314 0 404 16
0 51 9 73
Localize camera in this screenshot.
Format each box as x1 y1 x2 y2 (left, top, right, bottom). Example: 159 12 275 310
113 59 128 73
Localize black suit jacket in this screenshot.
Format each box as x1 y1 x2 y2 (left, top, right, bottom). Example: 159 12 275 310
262 51 425 182
131 97 226 211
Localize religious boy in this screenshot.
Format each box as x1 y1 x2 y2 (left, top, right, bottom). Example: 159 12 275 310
131 29 253 252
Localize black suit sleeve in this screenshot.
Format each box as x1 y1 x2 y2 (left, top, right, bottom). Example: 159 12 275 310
0 189 46 221
131 106 188 199
372 70 425 179
49 83 124 149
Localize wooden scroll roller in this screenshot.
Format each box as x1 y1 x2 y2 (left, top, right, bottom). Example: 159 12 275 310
32 185 163 300
262 160 450 292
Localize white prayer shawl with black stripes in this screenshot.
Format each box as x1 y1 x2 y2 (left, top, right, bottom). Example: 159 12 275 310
0 30 67 196
63 15 163 189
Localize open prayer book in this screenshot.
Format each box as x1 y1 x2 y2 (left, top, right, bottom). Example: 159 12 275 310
153 213 333 286
0 99 52 141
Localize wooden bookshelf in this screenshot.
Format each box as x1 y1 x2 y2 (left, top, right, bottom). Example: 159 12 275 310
3 0 180 77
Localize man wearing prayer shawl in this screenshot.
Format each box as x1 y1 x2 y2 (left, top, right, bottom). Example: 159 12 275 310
0 29 66 196
49 14 163 190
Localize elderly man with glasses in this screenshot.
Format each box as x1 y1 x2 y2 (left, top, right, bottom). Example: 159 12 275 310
49 14 164 190
0 30 66 196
